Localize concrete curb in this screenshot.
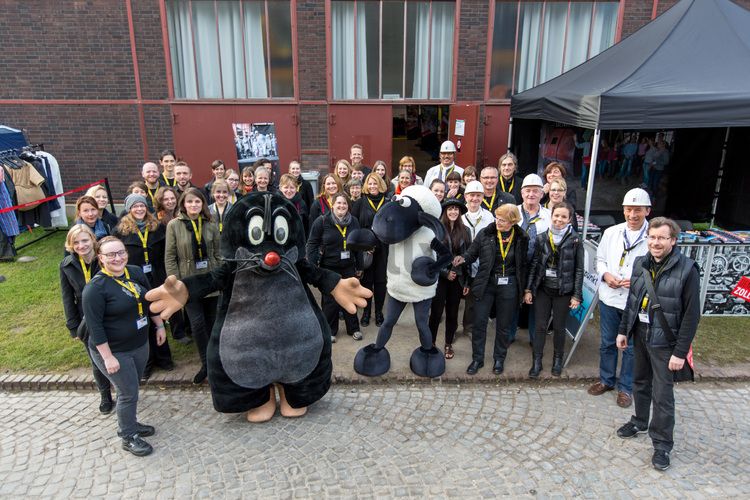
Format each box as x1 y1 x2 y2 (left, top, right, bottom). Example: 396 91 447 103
1 369 747 392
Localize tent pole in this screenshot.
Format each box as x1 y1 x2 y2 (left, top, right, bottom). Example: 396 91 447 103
582 129 601 241
507 117 514 151
709 127 730 229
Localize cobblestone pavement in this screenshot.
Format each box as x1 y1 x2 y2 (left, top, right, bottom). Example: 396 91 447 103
1 382 748 498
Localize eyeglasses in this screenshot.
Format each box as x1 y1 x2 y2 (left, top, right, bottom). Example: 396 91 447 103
647 236 673 242
550 188 566 193
100 250 127 259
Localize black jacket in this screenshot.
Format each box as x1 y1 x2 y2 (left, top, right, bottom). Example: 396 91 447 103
306 211 361 270
309 197 331 225
618 248 700 357
295 176 315 212
462 223 529 299
101 209 119 229
284 191 310 237
438 221 472 288
527 228 584 300
113 223 168 287
499 174 523 204
59 255 100 336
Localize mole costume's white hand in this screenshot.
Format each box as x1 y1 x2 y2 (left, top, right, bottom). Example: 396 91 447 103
332 277 372 314
145 275 189 321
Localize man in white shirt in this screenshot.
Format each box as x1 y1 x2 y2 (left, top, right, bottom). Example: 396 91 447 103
460 180 495 335
509 174 552 344
424 141 463 187
588 188 651 408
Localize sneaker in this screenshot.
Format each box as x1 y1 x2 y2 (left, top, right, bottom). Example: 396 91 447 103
352 331 363 341
121 434 153 457
652 450 670 471
617 422 647 439
331 335 337 343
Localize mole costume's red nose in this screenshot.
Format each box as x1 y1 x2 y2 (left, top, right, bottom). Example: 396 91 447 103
263 251 280 267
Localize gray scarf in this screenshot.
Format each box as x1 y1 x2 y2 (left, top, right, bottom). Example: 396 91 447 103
331 211 352 227
550 224 571 245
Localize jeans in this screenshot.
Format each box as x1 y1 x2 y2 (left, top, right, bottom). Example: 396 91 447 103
85 344 111 395
376 295 433 351
532 287 569 357
90 342 149 437
630 324 675 452
470 277 518 363
598 302 633 393
649 169 664 196
618 156 634 178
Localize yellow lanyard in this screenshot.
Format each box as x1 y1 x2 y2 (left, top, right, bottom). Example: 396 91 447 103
335 224 347 250
147 186 158 207
548 230 559 266
296 182 301 192
497 230 514 276
102 267 144 317
79 256 92 283
229 192 237 204
367 196 384 212
216 205 225 233
162 172 175 187
136 226 149 263
482 191 496 211
190 217 203 260
500 176 514 193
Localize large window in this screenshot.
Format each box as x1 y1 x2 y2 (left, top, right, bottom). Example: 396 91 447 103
489 1 619 99
166 0 294 99
331 1 455 100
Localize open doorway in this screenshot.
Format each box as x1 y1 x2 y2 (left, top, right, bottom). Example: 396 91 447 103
392 105 449 178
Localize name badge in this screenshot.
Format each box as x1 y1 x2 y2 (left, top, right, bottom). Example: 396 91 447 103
638 311 650 324
196 260 209 270
545 268 557 278
340 251 351 260
142 263 152 274
497 276 509 285
136 316 148 330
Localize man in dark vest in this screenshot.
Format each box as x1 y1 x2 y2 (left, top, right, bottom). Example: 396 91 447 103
614 217 700 471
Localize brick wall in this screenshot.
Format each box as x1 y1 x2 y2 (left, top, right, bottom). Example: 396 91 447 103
297 0 327 101
132 0 170 100
456 0 489 102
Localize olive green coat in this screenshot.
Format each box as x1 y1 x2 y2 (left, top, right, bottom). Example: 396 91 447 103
165 213 221 297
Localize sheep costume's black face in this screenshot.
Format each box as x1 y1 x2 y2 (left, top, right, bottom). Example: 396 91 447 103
220 192 306 274
371 194 423 244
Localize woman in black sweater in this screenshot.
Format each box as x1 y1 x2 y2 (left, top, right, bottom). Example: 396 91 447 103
453 203 529 376
83 236 166 457
524 202 583 378
114 193 173 378
307 193 362 342
59 224 112 413
352 173 389 327
309 174 343 225
428 198 471 359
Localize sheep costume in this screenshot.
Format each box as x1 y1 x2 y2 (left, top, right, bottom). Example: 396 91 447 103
350 185 452 378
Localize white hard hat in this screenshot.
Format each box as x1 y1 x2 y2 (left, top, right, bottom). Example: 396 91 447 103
521 174 544 188
622 188 651 207
464 180 483 194
440 141 457 153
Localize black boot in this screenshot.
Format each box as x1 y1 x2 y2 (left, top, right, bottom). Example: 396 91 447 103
528 355 543 379
552 352 564 377
360 310 371 327
375 312 384 327
193 366 207 385
99 391 114 415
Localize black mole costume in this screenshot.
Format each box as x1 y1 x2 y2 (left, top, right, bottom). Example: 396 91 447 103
181 192 339 413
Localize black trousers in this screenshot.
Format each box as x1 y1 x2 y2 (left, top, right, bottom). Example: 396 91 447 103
169 308 190 339
145 322 173 370
471 277 519 363
428 276 463 345
322 264 359 336
361 246 387 316
532 286 570 357
185 296 218 368
631 323 676 452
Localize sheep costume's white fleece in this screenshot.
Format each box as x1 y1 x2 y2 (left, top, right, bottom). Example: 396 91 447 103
386 185 441 303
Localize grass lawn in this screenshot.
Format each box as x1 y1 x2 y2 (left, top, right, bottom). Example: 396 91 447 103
1 229 749 372
0 229 198 372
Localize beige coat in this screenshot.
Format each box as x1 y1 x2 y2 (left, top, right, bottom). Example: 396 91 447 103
165 213 221 296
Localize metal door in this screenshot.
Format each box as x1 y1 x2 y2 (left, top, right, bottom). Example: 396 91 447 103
482 104 511 168
448 104 480 168
171 104 300 186
328 104 392 173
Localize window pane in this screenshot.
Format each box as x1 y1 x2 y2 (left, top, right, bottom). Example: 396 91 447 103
332 1 355 99
268 1 294 97
537 2 568 84
563 2 593 72
515 2 543 93
489 2 518 99
590 2 619 57
382 1 405 98
166 0 198 98
357 1 380 99
243 1 269 98
404 2 419 98
429 1 454 99
192 0 222 98
217 2 245 98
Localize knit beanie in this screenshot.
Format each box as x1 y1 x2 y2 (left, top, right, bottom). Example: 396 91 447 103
124 193 148 213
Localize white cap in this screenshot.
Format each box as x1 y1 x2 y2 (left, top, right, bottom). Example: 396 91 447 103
464 180 483 194
521 174 544 188
622 188 651 207
440 141 457 153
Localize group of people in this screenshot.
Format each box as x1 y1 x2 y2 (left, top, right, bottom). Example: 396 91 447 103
59 142 699 471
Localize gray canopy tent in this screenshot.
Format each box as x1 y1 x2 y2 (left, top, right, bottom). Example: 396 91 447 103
510 0 750 236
